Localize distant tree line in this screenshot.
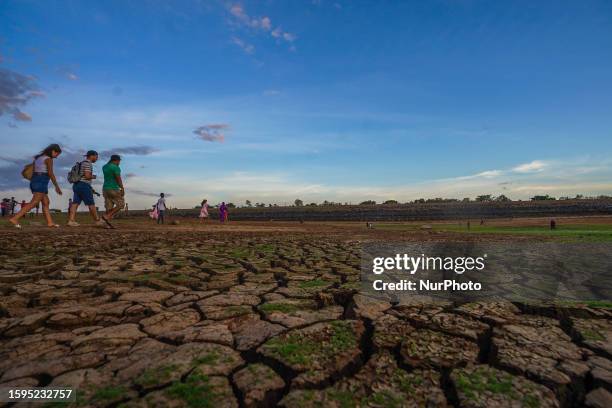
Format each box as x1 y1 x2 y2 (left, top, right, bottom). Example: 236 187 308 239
194 194 612 209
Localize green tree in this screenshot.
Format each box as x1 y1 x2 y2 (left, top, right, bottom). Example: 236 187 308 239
495 194 511 202
294 199 304 206
475 195 493 202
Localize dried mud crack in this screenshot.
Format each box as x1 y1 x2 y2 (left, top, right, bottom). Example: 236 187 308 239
0 228 610 407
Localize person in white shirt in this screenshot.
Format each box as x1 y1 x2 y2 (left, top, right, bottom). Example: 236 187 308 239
156 193 167 224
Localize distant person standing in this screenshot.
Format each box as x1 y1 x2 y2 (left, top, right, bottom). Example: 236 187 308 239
1 199 7 217
67 150 104 227
124 203 129 216
9 144 63 228
219 202 228 223
101 154 125 227
156 193 167 224
199 199 209 223
9 197 17 215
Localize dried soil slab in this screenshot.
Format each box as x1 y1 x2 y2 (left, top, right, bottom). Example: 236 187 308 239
71 323 147 353
233 363 285 408
571 318 612 358
259 299 342 328
197 293 260 308
348 294 392 320
227 314 285 351
280 351 446 407
276 279 335 299
587 355 612 392
118 290 174 304
585 388 612 408
400 328 479 368
258 320 364 388
372 314 416 350
451 365 560 408
125 374 238 408
492 316 588 402
49 368 138 407
163 321 234 346
133 342 243 390
165 290 218 307
391 306 489 342
140 310 201 337
454 301 521 326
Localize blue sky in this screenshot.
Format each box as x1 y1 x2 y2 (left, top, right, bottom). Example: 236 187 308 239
1 0 611 208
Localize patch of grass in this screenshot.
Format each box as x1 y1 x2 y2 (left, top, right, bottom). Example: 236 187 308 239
167 274 192 284
259 302 300 314
264 336 317 366
326 389 357 408
558 300 612 309
137 364 178 387
192 352 219 366
455 367 515 401
329 321 358 352
298 279 331 289
432 224 612 242
91 385 128 403
395 369 423 394
256 243 276 254
127 273 164 282
165 371 216 408
523 394 541 408
229 247 251 258
581 328 605 341
366 390 403 408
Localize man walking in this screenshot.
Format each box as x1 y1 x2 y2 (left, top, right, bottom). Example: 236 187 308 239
67 150 104 227
101 154 125 227
156 193 166 224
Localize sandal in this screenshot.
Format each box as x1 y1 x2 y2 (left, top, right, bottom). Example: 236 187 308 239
101 215 115 229
9 219 21 229
48 224 60 228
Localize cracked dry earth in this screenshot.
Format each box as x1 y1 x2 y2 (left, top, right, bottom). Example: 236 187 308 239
0 229 611 407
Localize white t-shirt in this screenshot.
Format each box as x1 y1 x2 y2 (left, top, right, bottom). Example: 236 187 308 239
156 198 166 211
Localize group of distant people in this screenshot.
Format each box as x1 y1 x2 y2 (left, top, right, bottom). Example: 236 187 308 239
198 199 229 223
1 197 35 217
9 144 126 229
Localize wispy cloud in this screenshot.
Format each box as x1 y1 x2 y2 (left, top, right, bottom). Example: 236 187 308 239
193 124 228 143
231 36 255 54
0 68 44 122
263 89 281 96
131 189 172 198
100 145 158 157
227 3 296 52
513 160 547 173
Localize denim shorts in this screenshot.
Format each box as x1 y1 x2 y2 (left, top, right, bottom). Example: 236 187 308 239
73 182 95 206
30 173 50 194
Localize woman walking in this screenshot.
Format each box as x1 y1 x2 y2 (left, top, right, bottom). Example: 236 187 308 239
199 199 209 223
10 144 63 228
219 201 228 223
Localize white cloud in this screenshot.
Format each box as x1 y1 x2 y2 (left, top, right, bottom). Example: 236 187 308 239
513 160 547 173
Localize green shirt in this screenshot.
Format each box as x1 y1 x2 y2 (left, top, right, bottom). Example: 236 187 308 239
102 162 121 190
